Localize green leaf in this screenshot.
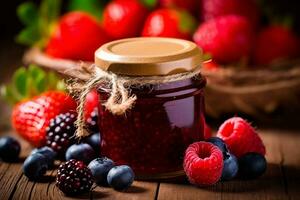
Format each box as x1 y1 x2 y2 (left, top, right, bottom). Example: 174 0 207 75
35 73 47 93
28 65 47 94
3 65 65 105
179 11 197 33
13 67 28 98
203 53 212 61
28 64 44 79
17 2 39 25
140 0 157 9
68 0 104 19
16 25 41 46
40 0 61 24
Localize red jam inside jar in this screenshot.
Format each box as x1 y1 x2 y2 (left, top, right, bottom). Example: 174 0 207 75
97 75 206 178
94 37 205 179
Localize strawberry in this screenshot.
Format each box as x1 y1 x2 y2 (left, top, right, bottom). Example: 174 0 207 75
46 11 111 61
159 0 198 14
253 25 300 65
142 8 196 40
103 0 149 39
12 91 77 147
201 0 260 27
1 65 76 147
193 15 254 64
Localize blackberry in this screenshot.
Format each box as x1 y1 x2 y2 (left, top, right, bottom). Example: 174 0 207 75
86 107 99 132
46 112 77 156
56 159 93 195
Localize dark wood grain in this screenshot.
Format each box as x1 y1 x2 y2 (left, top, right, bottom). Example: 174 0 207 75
1 129 300 200
277 131 300 200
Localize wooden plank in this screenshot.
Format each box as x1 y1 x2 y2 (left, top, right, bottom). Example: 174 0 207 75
277 130 300 200
0 133 32 200
219 130 287 200
157 130 288 200
91 181 158 200
45 178 158 200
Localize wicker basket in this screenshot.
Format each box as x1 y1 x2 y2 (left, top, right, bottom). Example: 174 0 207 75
24 48 300 119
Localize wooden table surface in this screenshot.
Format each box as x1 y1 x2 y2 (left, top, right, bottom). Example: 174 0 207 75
0 128 299 200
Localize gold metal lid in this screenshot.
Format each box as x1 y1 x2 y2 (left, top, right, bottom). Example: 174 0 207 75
94 37 202 76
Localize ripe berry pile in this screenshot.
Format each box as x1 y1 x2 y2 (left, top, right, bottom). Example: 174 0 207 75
184 117 267 186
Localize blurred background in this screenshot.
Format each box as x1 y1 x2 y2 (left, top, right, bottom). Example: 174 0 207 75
1 0 300 130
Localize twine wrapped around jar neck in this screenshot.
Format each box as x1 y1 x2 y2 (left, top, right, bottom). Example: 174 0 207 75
71 65 202 138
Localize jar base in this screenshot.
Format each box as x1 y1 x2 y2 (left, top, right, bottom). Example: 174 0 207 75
135 170 186 181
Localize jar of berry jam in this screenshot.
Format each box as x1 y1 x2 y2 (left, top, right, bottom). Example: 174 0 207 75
94 37 206 179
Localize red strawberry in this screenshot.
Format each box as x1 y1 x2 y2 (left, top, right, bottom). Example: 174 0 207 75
46 11 111 61
254 25 300 65
103 0 149 39
184 142 223 186
12 91 77 147
84 89 100 132
201 0 260 27
159 0 198 14
194 15 254 64
217 117 266 158
142 8 196 40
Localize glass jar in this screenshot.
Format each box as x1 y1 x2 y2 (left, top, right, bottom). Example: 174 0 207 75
94 37 206 179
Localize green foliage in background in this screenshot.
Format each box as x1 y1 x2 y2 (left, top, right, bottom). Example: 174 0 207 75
1 65 65 105
68 0 106 20
16 0 61 47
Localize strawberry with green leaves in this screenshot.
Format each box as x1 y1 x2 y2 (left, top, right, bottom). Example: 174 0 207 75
17 0 110 61
142 8 197 40
1 65 77 147
103 0 151 39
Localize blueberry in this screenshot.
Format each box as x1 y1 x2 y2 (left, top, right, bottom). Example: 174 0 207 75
221 152 238 181
23 153 48 180
31 146 56 168
0 136 21 162
84 133 101 154
238 152 267 179
88 157 115 185
207 137 228 153
107 165 134 191
65 143 96 164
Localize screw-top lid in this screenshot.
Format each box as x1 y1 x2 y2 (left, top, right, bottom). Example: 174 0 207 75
94 37 202 76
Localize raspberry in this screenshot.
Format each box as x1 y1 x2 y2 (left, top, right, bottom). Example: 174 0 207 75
56 159 93 195
183 142 223 186
46 112 77 157
217 117 266 158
